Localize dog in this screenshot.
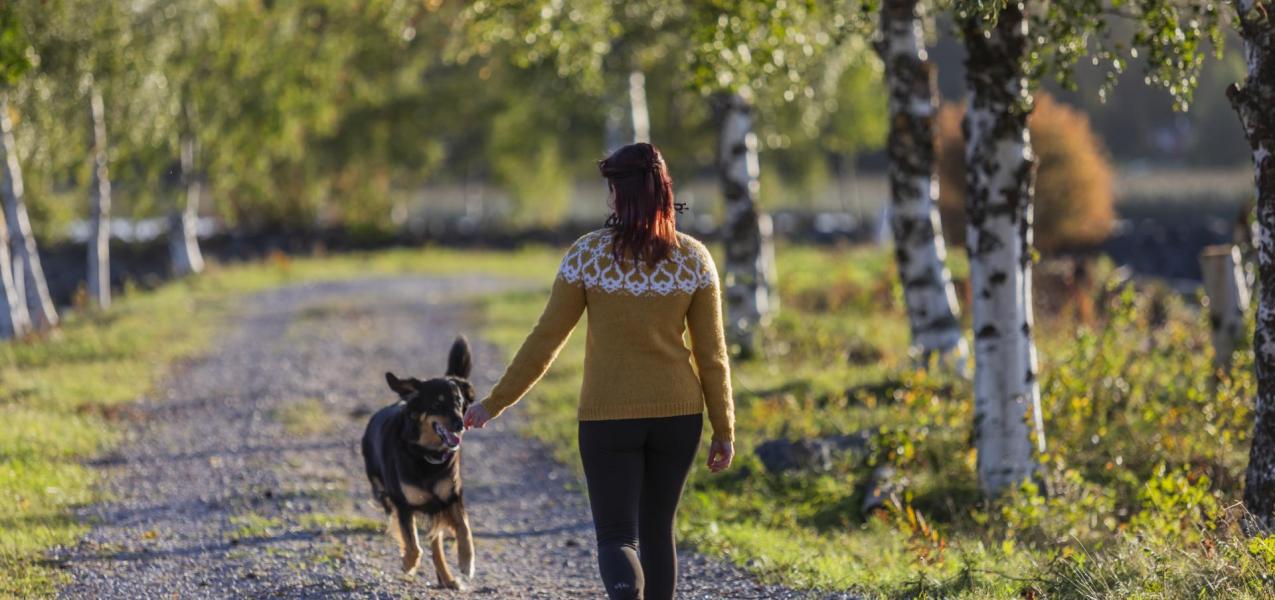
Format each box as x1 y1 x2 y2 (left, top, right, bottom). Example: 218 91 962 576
361 336 476 589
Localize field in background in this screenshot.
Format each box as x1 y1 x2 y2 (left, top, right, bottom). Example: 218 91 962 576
0 246 560 597
402 166 1254 229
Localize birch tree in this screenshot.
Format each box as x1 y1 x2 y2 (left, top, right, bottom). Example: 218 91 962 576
0 94 57 330
713 91 774 357
876 0 967 370
86 82 111 308
959 2 1045 494
0 208 28 339
0 4 30 339
686 1 855 358
949 0 1223 495
605 69 651 152
1228 0 1275 530
169 130 204 276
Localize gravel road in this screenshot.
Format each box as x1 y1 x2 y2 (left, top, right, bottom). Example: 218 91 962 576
54 275 839 599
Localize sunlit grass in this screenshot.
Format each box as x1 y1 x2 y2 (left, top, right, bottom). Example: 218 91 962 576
477 241 1275 598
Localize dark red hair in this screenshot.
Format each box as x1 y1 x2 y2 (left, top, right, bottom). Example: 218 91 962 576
598 143 679 267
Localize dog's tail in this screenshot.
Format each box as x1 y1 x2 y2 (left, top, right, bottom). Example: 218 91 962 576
447 335 473 379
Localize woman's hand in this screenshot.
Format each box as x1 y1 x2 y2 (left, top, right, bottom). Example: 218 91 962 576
464 403 492 429
707 440 734 473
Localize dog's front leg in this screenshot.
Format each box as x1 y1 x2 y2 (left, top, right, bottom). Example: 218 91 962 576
430 531 460 589
451 502 476 579
393 505 421 575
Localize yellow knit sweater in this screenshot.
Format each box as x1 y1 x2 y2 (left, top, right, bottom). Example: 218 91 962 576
479 229 735 442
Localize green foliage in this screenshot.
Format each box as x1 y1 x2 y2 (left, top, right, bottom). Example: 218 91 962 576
955 0 1224 111
481 242 1270 597
0 3 31 85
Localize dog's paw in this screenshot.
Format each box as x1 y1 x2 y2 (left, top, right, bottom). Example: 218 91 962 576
437 577 463 591
460 555 475 579
401 551 421 575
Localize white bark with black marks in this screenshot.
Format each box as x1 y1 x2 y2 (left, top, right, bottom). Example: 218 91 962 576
1199 245 1249 369
0 207 29 339
0 94 58 329
1228 0 1275 531
961 3 1046 495
169 135 204 277
877 0 968 371
714 92 776 359
87 85 112 310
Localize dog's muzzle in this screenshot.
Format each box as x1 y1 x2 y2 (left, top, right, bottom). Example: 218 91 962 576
434 421 462 449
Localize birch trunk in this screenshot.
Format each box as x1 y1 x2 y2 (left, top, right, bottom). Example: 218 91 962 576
604 70 651 152
0 208 29 339
87 85 112 310
1228 0 1275 531
1199 245 1249 369
168 135 204 276
628 71 650 144
876 0 968 372
715 92 776 359
961 3 1046 495
0 94 58 329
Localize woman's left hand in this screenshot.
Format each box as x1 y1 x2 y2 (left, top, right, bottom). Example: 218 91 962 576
707 440 734 473
464 403 492 429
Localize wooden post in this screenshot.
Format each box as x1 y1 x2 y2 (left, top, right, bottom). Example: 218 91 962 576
1200 245 1250 369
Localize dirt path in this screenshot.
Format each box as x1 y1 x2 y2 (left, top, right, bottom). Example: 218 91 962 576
54 275 830 599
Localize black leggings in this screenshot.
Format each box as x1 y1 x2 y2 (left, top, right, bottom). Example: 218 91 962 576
578 413 703 600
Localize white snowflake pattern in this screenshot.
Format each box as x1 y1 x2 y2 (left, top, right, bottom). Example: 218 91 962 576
558 230 716 296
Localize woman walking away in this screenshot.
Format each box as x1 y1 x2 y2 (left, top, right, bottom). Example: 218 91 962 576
464 142 735 600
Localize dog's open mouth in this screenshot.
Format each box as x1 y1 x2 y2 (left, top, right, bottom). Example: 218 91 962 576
433 422 462 449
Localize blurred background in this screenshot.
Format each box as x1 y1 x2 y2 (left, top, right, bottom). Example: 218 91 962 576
4 1 1253 304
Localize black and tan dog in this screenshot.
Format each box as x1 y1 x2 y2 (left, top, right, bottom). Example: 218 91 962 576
362 336 476 589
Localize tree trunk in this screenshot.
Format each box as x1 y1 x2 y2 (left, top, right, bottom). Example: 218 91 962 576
1199 245 1249 369
0 94 57 329
628 70 650 144
1228 0 1275 531
0 208 29 339
961 3 1046 496
87 84 112 310
605 69 651 152
168 135 204 276
714 92 776 359
877 0 969 372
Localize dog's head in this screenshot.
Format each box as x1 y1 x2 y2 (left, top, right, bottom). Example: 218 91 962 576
385 336 475 452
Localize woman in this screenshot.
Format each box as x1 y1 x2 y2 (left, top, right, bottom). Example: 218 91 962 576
463 142 735 600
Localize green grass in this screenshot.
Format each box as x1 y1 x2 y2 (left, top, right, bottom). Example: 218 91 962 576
0 244 561 598
7 239 1272 598
477 242 1275 598
272 398 338 437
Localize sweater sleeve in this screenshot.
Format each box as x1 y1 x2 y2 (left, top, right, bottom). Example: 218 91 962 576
479 275 585 419
686 248 735 443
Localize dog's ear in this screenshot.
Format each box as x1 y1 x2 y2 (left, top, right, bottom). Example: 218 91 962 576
446 336 473 379
386 372 412 396
451 378 476 409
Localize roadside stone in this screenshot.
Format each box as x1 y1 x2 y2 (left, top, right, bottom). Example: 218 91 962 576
754 431 872 474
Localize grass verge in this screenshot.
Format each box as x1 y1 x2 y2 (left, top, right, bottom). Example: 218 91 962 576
477 242 1275 598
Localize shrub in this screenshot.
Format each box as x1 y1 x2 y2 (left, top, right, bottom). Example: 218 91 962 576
936 93 1115 254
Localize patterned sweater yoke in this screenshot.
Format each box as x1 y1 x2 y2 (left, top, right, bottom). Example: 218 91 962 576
479 229 736 442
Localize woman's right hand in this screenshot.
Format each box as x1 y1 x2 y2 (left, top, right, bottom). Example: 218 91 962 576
707 440 734 473
464 403 492 429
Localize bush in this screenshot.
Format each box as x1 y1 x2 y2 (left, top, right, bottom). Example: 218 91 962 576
936 93 1115 254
